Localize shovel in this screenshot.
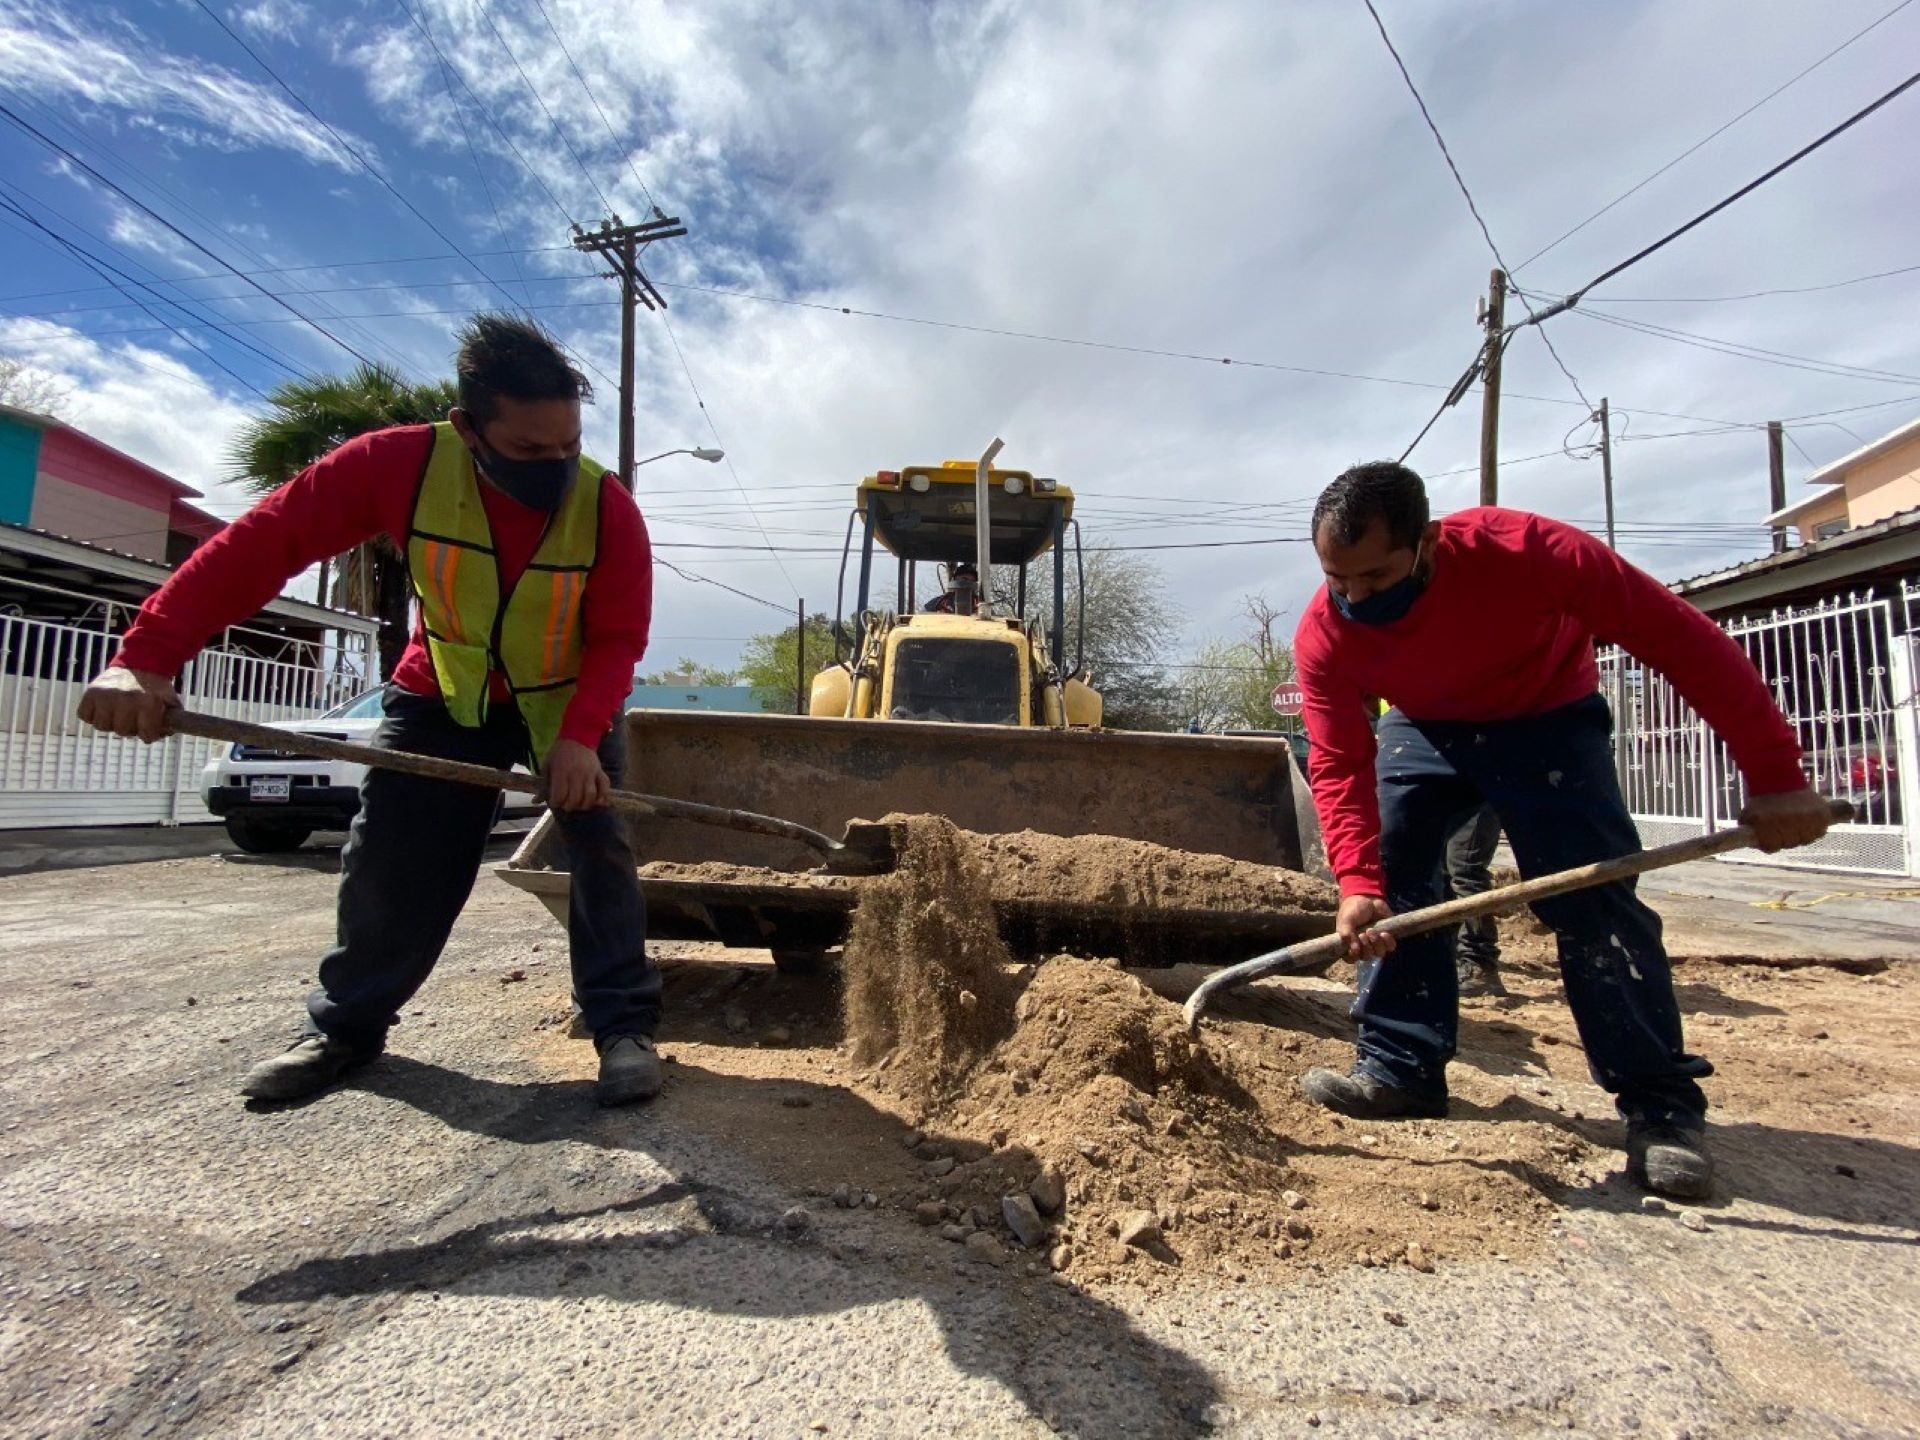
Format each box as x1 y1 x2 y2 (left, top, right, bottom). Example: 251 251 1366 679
1182 797 1854 1032
169 709 900 876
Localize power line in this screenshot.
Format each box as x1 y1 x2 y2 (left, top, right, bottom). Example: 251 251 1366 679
191 0 530 328
394 0 577 225
654 557 790 614
528 0 661 210
0 182 297 384
2 90 369 378
1576 261 1920 305
1515 0 1917 272
1357 0 1593 412
471 0 611 214
0 103 380 369
657 313 802 599
1572 307 1920 386
1509 67 1920 335
0 197 273 401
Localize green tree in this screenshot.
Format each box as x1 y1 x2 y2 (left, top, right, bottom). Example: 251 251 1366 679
737 612 838 711
228 363 457 679
1180 594 1297 732
638 657 739 686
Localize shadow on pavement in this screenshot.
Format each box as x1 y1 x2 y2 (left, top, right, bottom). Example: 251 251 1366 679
239 1056 1220 1439
1456 1093 1920 1233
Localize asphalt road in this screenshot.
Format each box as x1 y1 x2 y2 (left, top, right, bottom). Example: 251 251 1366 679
2 831 1918 1438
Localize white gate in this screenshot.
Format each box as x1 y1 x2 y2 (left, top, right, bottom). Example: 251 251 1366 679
1600 593 1914 876
0 610 367 830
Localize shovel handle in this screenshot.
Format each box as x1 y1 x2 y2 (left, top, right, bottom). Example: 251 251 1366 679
1183 798 1854 1031
168 709 846 857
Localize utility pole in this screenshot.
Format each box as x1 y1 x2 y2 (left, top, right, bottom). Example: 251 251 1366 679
1597 397 1616 549
795 598 806 715
1767 420 1788 553
570 213 688 488
1478 267 1506 507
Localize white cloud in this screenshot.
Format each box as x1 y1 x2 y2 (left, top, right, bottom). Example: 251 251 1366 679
0 0 367 171
15 0 1914 676
0 317 260 517
235 0 308 44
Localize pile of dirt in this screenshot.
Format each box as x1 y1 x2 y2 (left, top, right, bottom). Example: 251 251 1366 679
978 829 1337 915
881 954 1590 1288
840 815 1018 1100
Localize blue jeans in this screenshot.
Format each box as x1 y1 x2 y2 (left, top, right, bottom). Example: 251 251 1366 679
306 688 659 1050
1354 696 1710 1126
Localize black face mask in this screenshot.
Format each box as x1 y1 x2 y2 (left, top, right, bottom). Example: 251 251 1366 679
471 437 577 512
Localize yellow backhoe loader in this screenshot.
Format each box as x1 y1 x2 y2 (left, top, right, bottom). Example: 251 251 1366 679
496 440 1326 968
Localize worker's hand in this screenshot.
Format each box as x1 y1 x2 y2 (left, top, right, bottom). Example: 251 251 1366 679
542 738 610 812
1741 785 1836 853
77 665 179 744
1337 894 1395 960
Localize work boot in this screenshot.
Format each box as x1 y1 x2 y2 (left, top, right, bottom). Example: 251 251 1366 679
1456 954 1506 998
241 1034 377 1102
1627 1120 1714 1200
1300 1067 1447 1120
595 1034 663 1107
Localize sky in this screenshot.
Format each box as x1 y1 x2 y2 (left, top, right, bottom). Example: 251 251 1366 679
1 0 1917 676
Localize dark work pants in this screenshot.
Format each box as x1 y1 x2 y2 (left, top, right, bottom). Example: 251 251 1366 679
305 688 659 1051
1354 696 1710 1127
1445 803 1503 965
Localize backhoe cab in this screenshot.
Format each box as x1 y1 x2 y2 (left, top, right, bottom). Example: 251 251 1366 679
810 452 1102 729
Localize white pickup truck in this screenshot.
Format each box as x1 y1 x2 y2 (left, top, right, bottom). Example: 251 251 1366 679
198 689 539 852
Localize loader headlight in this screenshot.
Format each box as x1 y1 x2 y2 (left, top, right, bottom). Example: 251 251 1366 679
909 473 931 492
1033 476 1056 492
1002 475 1025 495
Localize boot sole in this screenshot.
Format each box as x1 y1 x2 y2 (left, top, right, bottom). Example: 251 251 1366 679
594 1077 662 1107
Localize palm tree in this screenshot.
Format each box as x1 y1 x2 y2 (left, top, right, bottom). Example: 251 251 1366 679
228 364 457 680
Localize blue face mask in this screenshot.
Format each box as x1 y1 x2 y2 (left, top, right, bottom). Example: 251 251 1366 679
1331 552 1430 626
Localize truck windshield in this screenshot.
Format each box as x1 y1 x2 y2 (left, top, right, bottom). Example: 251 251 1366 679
888 639 1022 725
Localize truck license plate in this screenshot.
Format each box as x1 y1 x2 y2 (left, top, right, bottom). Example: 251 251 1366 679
249 777 291 801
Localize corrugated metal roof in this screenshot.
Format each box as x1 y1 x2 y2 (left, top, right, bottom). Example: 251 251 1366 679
1671 504 1920 596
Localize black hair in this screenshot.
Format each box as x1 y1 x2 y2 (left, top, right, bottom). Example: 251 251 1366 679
454 313 592 427
1311 460 1430 550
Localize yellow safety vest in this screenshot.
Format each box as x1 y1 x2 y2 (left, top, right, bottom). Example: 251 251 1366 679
406 422 604 765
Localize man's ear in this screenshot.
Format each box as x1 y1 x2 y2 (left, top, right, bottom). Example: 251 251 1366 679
1421 519 1442 549
448 407 477 447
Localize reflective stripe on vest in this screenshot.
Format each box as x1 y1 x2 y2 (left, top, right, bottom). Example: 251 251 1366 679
405 422 603 765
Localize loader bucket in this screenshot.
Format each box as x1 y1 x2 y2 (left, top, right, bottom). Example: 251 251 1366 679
612 711 1323 873
496 710 1328 965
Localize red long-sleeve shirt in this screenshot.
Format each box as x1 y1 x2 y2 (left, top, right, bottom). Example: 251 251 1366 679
1294 508 1806 899
114 424 653 749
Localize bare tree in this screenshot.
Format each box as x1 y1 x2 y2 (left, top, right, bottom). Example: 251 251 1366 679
0 359 72 420
1179 592 1297 732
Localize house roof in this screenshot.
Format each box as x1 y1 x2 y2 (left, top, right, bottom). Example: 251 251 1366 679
0 521 377 634
0 402 207 500
1762 481 1843 527
1672 503 1920 612
1804 412 1920 486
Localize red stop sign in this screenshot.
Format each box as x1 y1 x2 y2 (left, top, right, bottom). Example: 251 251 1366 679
1270 682 1305 717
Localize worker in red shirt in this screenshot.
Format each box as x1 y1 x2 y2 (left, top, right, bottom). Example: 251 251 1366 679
78 315 663 1109
1293 461 1833 1198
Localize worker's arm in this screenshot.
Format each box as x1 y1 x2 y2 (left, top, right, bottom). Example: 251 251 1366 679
1540 514 1831 852
1296 631 1396 956
81 427 426 742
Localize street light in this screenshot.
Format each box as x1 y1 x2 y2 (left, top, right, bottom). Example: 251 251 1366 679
631 447 724 477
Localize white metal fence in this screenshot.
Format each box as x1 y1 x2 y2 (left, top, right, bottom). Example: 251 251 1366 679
1601 592 1919 876
0 611 367 829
